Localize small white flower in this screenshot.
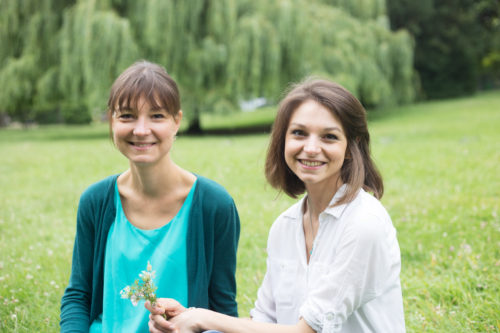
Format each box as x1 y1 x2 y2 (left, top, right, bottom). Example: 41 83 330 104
120 286 131 298
130 295 139 306
26 274 33 280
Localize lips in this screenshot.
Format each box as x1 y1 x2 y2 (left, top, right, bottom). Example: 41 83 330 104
130 142 154 147
299 159 325 167
129 142 156 149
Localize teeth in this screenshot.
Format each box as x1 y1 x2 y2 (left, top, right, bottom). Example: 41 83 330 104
301 160 323 167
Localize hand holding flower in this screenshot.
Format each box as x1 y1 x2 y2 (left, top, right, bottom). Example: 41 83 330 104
146 298 204 333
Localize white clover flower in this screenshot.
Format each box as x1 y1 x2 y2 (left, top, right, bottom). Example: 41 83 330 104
121 261 159 307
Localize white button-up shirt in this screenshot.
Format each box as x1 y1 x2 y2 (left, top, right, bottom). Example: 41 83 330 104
250 186 405 332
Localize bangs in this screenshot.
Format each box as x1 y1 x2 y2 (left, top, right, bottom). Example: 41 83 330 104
107 61 180 116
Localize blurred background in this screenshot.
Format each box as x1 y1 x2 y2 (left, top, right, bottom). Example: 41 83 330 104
1 0 498 132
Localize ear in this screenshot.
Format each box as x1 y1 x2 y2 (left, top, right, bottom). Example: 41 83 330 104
174 110 183 126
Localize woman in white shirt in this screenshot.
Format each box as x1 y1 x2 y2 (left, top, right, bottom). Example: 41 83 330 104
146 78 405 333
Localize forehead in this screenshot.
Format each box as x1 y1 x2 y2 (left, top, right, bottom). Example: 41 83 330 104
115 93 165 112
289 100 343 129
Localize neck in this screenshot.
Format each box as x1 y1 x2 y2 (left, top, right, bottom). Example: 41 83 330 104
126 158 184 197
305 178 343 216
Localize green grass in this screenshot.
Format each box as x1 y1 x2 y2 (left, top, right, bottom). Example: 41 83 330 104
0 91 499 332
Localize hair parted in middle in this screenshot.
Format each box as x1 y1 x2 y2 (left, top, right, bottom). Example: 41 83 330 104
265 77 383 206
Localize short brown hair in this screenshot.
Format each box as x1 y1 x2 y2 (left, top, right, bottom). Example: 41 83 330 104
265 78 383 206
107 60 180 118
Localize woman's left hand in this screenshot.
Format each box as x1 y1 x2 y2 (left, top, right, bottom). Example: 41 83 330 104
145 298 186 333
145 299 202 333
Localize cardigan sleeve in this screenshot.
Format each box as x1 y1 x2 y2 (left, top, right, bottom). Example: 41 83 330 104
60 175 116 332
60 188 96 332
208 193 240 316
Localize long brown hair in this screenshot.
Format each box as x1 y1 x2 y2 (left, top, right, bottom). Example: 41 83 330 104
265 78 383 206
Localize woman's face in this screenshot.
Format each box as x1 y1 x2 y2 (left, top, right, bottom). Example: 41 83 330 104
111 96 181 166
284 99 348 191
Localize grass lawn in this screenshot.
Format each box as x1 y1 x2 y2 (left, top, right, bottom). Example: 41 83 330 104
0 91 499 332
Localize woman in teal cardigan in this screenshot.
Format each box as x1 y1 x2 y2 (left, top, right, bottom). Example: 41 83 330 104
60 60 240 332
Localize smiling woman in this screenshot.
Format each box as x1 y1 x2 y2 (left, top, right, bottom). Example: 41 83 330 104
146 79 405 333
59 60 241 333
111 97 181 167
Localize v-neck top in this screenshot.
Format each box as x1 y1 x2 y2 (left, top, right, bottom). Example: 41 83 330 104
90 179 197 332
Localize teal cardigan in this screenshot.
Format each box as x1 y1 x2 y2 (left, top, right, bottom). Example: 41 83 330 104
60 174 240 332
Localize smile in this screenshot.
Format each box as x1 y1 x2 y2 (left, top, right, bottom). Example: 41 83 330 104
129 142 155 148
299 159 325 167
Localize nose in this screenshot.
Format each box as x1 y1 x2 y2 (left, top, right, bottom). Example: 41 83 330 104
303 136 321 155
132 117 152 136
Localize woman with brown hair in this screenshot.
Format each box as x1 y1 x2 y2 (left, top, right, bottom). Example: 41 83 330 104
147 78 405 333
60 60 240 332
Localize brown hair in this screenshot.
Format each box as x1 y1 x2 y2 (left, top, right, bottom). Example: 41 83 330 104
265 78 383 206
107 60 180 120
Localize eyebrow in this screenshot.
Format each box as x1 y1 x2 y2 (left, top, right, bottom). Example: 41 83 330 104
116 106 166 112
289 122 343 133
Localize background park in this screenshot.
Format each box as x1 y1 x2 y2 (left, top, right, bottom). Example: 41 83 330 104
0 0 499 332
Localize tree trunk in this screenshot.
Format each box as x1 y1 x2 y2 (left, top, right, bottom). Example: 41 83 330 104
186 106 202 134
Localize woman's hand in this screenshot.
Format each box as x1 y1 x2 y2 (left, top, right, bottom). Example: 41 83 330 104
145 298 187 332
146 298 187 318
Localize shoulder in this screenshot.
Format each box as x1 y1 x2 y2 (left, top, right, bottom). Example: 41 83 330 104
194 175 235 207
78 174 118 207
342 189 394 242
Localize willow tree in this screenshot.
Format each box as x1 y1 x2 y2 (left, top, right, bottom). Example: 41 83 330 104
58 0 138 122
248 0 416 107
0 0 71 123
0 0 417 127
117 0 251 132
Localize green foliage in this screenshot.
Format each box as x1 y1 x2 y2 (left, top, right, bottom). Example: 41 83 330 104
59 0 139 119
61 103 92 124
387 0 500 98
1 0 417 126
0 55 37 122
0 91 499 331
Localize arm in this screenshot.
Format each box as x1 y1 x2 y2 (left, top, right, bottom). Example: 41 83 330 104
146 300 314 333
207 195 240 316
249 258 276 322
60 192 95 332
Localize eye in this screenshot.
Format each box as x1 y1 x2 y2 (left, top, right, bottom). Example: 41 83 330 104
291 129 306 136
116 112 134 120
151 113 166 119
324 133 338 140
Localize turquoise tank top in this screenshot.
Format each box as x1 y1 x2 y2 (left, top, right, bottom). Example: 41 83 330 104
90 179 197 332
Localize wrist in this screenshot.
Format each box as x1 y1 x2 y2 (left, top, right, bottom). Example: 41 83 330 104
192 308 210 331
